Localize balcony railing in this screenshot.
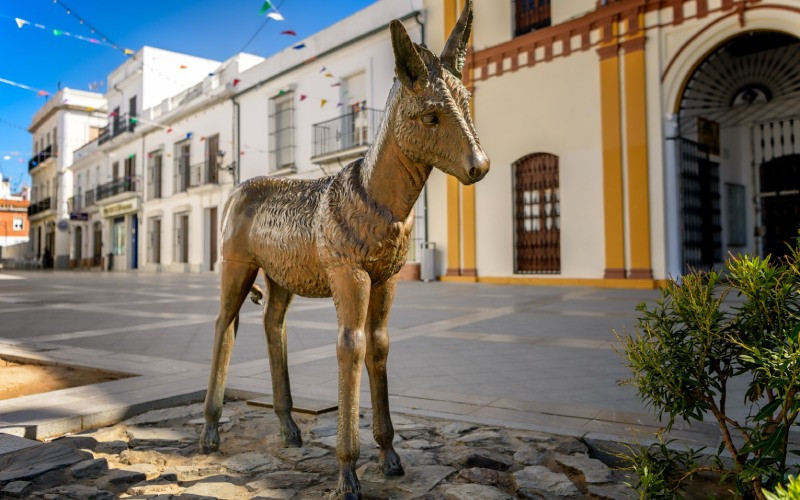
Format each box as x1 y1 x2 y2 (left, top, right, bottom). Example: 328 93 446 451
28 145 53 171
312 107 384 159
28 197 51 216
85 189 95 207
190 160 220 188
96 177 138 202
514 0 551 37
98 113 137 145
68 195 83 213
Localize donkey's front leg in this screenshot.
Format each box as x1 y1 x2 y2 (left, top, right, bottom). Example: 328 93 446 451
330 268 370 499
365 276 404 477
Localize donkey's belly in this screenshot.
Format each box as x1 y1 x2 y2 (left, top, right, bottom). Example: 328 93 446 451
255 242 333 298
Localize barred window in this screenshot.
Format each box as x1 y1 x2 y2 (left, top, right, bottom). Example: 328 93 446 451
148 217 161 264
147 150 163 200
174 212 189 263
269 91 295 171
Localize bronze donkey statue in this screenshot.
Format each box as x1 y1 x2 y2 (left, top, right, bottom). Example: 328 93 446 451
201 2 488 497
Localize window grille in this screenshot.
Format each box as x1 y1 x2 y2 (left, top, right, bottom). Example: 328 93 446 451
513 153 560 273
174 213 189 263
148 217 161 264
174 142 191 193
147 151 162 200
514 0 551 37
269 91 295 171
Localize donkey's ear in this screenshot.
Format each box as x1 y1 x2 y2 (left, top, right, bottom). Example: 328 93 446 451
391 20 429 93
441 0 473 79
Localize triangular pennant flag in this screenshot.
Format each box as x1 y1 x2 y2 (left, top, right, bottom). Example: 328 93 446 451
186 132 193 139
319 67 326 73
331 83 341 87
241 150 246 155
53 29 63 36
233 79 241 86
200 136 206 141
337 103 343 107
166 128 173 133
293 43 306 50
259 1 272 14
109 111 118 117
124 48 134 55
267 12 284 21
129 117 138 123
281 30 297 36
278 89 287 96
321 99 327 108
325 73 333 78
179 65 188 69
15 18 28 29
37 90 48 96
89 38 99 44
300 95 307 101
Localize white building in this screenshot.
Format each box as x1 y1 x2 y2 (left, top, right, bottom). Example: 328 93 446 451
68 47 221 270
28 89 106 268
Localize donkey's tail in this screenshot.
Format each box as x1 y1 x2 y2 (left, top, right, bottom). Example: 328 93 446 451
249 284 265 306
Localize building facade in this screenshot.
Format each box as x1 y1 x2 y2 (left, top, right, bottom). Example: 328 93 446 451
28 89 106 269
424 0 800 287
0 175 30 259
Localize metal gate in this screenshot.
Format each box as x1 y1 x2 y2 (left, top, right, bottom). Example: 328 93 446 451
678 138 721 273
756 119 800 259
513 153 560 274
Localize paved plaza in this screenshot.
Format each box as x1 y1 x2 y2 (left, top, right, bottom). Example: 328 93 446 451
0 271 721 447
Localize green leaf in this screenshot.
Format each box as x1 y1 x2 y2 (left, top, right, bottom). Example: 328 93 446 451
753 399 784 422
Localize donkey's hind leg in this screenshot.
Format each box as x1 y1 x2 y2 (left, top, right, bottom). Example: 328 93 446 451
201 260 258 453
263 277 302 447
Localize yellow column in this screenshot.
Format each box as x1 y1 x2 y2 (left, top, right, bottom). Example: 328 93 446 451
622 17 652 279
461 0 477 279
444 0 462 277
598 30 626 279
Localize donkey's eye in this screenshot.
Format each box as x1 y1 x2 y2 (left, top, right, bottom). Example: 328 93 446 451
421 114 438 126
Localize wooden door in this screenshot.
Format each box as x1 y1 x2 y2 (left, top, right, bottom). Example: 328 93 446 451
513 153 560 273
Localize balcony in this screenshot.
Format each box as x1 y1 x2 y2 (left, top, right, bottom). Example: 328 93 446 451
85 189 95 207
189 160 219 188
98 113 137 145
28 197 51 217
28 146 53 171
96 177 138 202
514 0 551 37
312 107 384 163
68 195 83 213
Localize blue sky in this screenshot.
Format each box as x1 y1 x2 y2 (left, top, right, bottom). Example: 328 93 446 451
0 0 377 191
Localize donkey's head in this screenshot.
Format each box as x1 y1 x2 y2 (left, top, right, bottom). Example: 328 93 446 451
389 0 489 185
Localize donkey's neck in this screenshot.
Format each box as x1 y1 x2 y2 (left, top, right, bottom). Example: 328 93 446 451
359 86 431 222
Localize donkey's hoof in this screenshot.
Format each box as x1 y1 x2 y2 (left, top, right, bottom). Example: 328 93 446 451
280 419 303 447
379 449 405 477
336 467 361 498
199 425 220 454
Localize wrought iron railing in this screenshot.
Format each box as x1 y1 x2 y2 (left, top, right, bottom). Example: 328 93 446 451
189 160 219 188
96 177 138 202
98 113 137 145
312 107 384 158
68 195 83 212
174 158 191 193
28 145 52 171
28 197 51 216
514 0 551 37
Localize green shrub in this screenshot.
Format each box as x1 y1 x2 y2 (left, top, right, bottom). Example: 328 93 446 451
764 475 800 500
616 239 800 499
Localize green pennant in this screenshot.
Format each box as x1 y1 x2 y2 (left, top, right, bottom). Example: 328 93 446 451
278 89 286 96
259 1 272 14
130 117 138 123
53 29 63 36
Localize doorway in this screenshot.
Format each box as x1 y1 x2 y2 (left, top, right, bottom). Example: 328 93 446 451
760 154 800 259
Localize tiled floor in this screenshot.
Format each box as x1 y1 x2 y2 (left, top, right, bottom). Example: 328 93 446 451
0 270 733 447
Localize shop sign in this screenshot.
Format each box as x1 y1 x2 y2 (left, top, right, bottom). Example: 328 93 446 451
70 213 89 221
102 198 139 218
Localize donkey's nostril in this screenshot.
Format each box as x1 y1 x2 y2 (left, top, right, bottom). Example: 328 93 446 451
469 167 481 179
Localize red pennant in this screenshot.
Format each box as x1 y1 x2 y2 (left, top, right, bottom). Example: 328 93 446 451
241 150 246 156
281 30 297 36
233 79 241 86
166 128 173 133
300 95 307 101
109 111 118 117
37 90 49 96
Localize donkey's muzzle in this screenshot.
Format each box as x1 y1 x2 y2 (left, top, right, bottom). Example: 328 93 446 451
466 151 490 184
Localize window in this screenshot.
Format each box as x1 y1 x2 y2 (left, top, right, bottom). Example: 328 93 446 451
514 0 551 37
174 213 189 263
124 155 135 180
513 153 560 273
12 218 23 231
269 91 295 171
52 126 58 154
147 151 163 199
726 183 746 247
148 217 161 264
112 161 120 181
205 135 219 184
174 141 191 193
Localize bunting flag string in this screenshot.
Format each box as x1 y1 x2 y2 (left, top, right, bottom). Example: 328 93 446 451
0 77 49 97
4 13 136 53
51 0 121 51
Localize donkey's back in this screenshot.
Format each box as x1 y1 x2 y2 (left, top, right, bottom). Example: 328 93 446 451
221 174 334 297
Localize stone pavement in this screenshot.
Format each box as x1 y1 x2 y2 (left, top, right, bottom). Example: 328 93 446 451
0 271 725 450
0 401 641 499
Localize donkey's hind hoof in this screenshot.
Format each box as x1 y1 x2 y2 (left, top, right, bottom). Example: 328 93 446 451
199 425 220 454
281 431 302 448
341 493 360 500
379 449 405 477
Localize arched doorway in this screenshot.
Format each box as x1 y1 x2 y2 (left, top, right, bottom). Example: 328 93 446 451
512 153 560 274
674 31 800 270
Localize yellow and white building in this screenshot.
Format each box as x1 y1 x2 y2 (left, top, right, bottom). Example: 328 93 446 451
424 0 800 287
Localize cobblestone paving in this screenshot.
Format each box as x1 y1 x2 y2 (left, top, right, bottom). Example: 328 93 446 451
0 401 638 499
